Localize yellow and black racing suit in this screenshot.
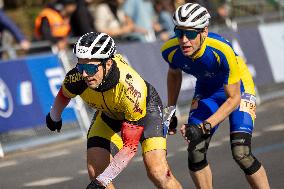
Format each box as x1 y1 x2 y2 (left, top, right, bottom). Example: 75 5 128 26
62 54 166 155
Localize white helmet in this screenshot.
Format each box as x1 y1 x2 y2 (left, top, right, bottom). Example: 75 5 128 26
73 32 116 59
173 3 211 29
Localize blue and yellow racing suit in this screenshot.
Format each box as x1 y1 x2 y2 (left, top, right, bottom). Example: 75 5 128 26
161 32 256 134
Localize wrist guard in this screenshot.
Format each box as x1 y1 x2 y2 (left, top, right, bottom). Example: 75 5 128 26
185 124 204 146
46 113 62 132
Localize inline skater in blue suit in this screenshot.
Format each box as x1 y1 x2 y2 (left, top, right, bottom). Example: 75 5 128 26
161 3 270 189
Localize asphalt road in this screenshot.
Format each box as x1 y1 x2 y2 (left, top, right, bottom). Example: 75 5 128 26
1 97 284 189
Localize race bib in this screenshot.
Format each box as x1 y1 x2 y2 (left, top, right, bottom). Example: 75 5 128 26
239 93 256 119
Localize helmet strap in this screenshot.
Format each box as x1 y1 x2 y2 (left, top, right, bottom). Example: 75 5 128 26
190 32 203 58
96 59 108 89
194 31 206 56
94 58 119 92
199 29 205 45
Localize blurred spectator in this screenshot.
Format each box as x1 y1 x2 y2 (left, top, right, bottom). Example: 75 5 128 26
93 0 142 42
122 0 157 42
153 0 175 39
34 0 77 51
70 0 96 37
0 9 30 58
0 0 3 9
172 0 185 9
189 0 229 25
123 0 173 42
215 1 230 25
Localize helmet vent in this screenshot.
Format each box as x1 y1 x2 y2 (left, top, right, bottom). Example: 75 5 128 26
192 10 207 22
91 46 101 55
191 5 201 14
79 33 97 47
74 32 116 59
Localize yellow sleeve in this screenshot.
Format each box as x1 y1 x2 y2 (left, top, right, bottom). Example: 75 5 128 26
208 38 240 85
62 68 87 98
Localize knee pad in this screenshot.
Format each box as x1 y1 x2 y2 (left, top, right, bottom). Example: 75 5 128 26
188 140 209 172
231 132 261 175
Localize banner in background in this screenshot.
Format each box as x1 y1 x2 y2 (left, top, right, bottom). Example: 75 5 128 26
0 54 76 132
219 26 274 86
259 22 284 83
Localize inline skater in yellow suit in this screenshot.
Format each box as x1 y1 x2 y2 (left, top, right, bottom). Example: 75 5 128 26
46 32 183 189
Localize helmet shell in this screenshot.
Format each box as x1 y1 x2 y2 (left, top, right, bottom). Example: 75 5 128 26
173 3 211 29
73 32 116 59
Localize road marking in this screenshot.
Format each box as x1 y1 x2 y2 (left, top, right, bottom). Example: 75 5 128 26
0 160 18 168
253 142 284 155
263 124 284 132
0 142 4 158
78 169 88 175
133 156 143 162
37 150 70 159
210 141 223 147
177 146 187 152
221 136 230 142
252 131 262 137
166 153 174 158
23 177 73 187
256 106 267 113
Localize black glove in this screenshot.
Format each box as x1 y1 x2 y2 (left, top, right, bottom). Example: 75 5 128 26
168 115 178 134
86 180 106 189
46 113 62 132
185 124 204 147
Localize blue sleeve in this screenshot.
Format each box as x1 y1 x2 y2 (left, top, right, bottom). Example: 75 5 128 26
161 47 178 69
161 48 179 69
0 10 26 42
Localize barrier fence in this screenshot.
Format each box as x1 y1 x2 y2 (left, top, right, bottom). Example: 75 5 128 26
1 22 284 156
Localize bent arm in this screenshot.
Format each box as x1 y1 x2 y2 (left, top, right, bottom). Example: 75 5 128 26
96 121 144 187
206 81 241 128
50 87 71 121
167 68 182 106
98 15 134 37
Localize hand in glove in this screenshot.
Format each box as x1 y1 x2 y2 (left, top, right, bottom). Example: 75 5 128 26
46 113 62 132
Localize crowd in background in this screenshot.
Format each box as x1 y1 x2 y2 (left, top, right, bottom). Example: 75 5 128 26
0 0 230 58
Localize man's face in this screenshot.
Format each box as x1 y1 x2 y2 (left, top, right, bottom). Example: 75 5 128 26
175 26 208 57
77 58 105 89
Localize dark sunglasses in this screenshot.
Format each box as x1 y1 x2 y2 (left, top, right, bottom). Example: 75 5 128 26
174 28 201 40
76 63 101 75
